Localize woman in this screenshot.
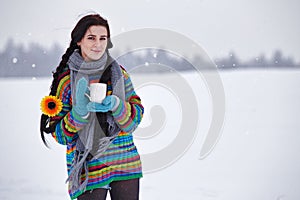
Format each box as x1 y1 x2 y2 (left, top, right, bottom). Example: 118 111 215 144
40 14 144 200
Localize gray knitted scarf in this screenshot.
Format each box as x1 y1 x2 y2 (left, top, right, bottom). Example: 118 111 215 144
66 50 125 194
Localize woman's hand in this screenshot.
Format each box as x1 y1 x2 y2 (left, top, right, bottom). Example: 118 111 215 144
87 95 119 113
73 78 90 116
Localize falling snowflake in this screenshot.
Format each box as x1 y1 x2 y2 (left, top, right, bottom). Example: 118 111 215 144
12 57 18 63
145 62 149 66
32 64 36 68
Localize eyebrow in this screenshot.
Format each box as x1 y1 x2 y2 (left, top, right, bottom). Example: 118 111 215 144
87 34 108 37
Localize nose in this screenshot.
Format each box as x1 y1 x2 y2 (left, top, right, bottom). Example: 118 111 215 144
94 40 102 48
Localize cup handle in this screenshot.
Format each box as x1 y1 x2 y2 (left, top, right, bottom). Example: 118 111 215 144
85 93 91 101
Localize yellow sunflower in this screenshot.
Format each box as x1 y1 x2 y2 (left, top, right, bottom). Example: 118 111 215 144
40 95 63 117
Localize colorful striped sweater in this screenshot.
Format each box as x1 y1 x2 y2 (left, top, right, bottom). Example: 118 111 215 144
50 65 144 199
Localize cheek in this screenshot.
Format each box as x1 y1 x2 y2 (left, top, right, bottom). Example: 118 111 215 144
100 41 107 49
81 43 92 53
83 41 93 48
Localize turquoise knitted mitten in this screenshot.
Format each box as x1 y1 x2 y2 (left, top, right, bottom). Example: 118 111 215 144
73 77 90 116
87 95 119 113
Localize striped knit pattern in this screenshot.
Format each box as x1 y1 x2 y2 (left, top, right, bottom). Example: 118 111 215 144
50 65 144 199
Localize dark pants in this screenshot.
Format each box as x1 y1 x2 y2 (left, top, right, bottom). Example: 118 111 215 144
77 178 140 200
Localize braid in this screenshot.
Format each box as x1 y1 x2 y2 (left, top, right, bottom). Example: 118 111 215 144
40 42 77 147
50 43 77 96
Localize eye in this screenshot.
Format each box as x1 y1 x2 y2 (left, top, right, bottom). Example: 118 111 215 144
87 36 95 40
100 37 107 40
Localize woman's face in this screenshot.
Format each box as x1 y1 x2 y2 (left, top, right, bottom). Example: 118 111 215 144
77 25 108 62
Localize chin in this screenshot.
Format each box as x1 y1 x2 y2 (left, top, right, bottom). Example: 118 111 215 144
89 55 103 61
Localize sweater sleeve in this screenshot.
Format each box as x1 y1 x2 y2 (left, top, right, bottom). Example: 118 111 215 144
50 72 89 145
112 68 144 133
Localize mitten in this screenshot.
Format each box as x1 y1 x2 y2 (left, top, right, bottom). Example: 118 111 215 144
87 95 119 113
73 77 90 116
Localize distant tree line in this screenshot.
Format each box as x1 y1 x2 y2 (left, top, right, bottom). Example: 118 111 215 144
0 39 63 77
214 50 300 70
0 39 299 77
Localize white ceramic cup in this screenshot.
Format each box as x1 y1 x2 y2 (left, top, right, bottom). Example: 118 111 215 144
87 83 107 103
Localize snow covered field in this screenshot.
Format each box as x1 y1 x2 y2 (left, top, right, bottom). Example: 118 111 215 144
1 69 300 200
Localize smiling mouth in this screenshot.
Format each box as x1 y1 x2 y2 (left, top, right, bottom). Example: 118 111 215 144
91 49 102 53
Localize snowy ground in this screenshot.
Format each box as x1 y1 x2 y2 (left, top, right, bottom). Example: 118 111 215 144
0 69 300 200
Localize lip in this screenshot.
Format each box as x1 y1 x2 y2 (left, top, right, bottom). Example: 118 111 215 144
91 49 102 53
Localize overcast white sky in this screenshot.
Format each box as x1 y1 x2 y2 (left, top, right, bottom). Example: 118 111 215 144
1 0 299 62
